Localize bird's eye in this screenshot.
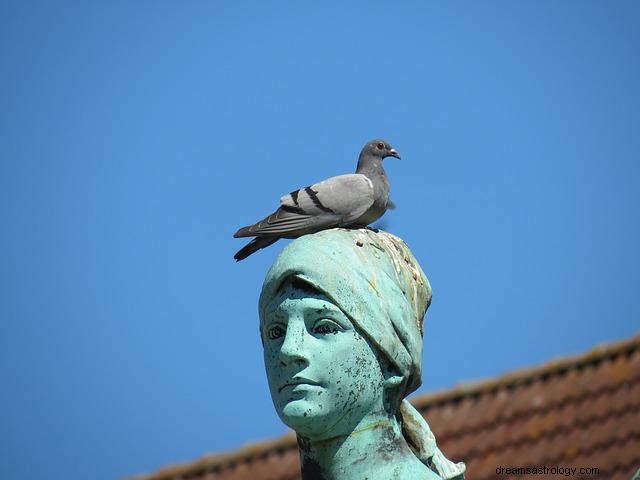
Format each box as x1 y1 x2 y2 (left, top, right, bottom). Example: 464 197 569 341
377 142 384 150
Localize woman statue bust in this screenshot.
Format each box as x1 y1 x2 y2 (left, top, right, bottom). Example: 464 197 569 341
259 228 465 480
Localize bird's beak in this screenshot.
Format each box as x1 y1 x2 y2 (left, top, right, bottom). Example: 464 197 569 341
388 148 401 159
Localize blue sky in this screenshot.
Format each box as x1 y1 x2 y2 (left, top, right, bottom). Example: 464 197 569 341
1 2 639 479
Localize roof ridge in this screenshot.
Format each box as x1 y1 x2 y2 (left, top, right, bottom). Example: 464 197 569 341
129 333 640 480
412 333 640 411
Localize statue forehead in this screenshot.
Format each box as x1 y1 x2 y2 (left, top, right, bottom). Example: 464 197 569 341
263 282 343 317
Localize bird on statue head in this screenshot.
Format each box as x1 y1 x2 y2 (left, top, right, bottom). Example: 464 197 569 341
233 139 401 261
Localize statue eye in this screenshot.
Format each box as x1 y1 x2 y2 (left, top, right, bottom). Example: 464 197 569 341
313 320 340 335
377 142 384 150
266 325 285 340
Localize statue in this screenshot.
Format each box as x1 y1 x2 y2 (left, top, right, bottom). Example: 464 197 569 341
259 228 466 480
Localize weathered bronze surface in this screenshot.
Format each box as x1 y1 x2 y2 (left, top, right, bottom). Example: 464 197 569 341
259 228 465 480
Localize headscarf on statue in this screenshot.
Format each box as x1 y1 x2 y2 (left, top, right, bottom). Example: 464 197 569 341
259 228 466 480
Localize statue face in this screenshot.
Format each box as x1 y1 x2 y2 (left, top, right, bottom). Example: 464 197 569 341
262 283 386 439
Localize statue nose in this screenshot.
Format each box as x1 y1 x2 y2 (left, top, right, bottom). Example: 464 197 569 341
279 319 309 364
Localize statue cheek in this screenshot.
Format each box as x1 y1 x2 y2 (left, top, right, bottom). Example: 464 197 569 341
263 349 277 369
354 358 382 394
330 345 381 411
263 349 283 383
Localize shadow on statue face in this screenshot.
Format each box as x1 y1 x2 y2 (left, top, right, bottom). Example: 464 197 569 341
261 279 390 440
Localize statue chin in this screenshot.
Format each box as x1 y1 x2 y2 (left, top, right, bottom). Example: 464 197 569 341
278 398 323 435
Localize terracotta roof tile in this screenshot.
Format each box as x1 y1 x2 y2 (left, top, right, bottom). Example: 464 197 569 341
130 334 640 480
482 387 511 426
443 395 477 435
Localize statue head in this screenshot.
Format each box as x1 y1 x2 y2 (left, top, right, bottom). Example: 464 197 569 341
259 228 430 434
258 228 465 479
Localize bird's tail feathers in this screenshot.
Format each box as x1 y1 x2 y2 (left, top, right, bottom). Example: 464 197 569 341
234 236 279 261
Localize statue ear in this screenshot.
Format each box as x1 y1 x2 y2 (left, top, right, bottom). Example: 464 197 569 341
383 374 404 390
379 354 405 392
382 374 406 414
376 350 406 411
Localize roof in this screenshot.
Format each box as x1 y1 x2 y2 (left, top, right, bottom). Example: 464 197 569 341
133 333 640 480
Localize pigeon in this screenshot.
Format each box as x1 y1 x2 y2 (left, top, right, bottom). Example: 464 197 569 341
233 139 401 261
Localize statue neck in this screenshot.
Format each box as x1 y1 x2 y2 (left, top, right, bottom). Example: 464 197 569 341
297 412 439 480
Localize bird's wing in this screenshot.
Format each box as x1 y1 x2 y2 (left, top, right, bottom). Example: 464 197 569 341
234 174 375 238
279 173 375 225
234 207 314 237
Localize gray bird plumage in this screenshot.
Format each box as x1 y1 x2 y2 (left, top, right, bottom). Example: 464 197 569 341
233 139 400 261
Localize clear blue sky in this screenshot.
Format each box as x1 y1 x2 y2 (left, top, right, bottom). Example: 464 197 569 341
1 2 639 479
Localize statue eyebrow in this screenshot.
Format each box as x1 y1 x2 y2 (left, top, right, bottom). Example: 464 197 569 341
276 275 324 296
313 303 342 314
262 307 286 324
309 304 352 330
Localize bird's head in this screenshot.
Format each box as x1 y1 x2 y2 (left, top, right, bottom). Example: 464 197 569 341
361 139 401 160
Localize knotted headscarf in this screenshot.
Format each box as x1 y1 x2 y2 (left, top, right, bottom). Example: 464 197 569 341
259 228 465 480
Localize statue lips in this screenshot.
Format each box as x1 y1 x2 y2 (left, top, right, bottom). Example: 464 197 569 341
278 376 322 393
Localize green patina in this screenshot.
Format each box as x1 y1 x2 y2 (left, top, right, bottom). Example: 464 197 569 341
258 228 465 480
